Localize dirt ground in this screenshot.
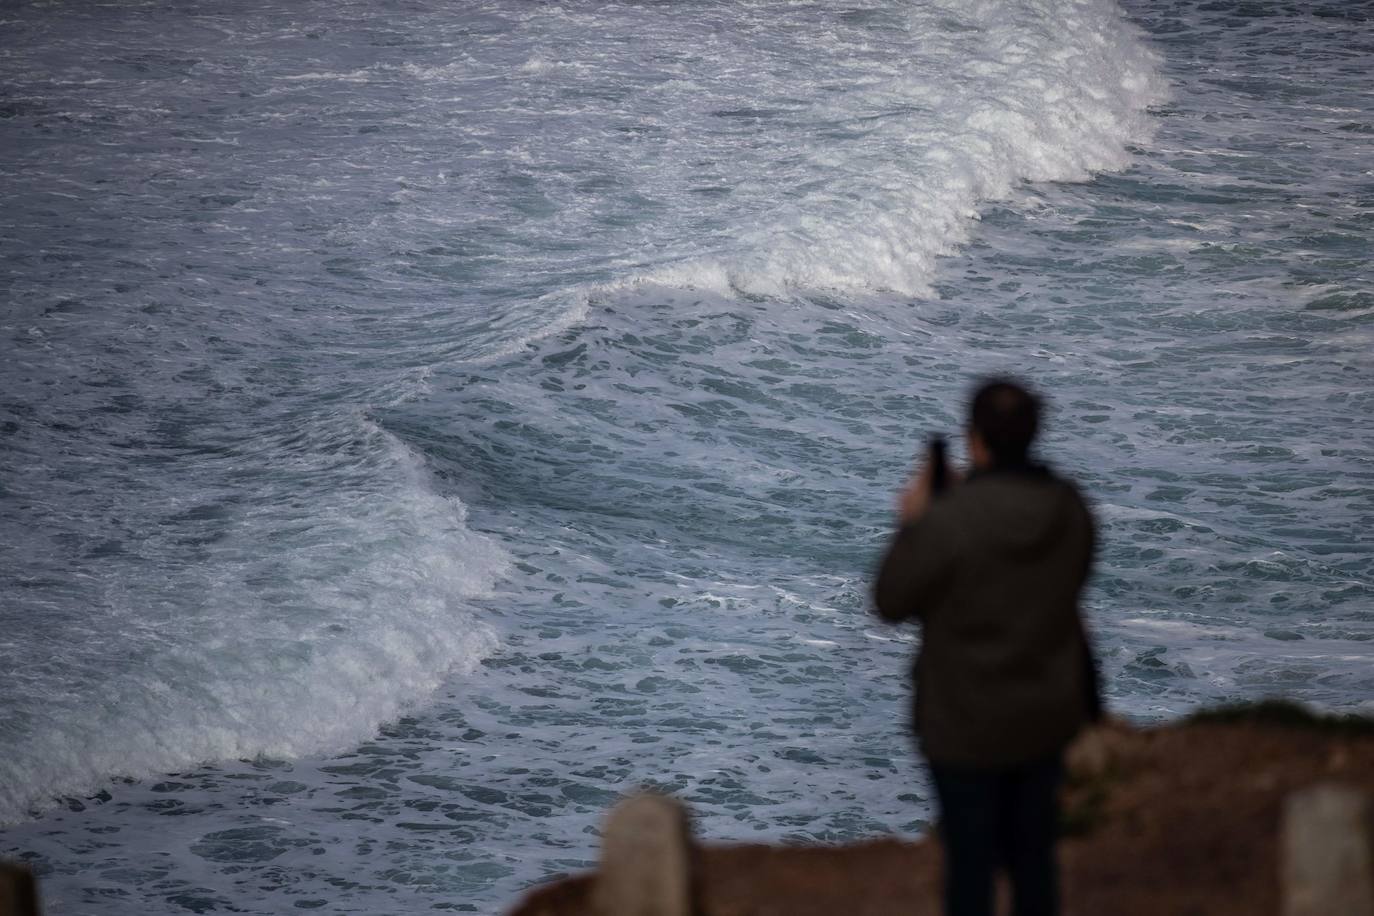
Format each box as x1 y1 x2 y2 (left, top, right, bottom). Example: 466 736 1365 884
507 710 1374 916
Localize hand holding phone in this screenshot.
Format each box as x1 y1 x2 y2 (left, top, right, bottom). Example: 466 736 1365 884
929 435 948 495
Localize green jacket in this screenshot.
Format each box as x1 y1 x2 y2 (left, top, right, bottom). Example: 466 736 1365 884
873 464 1099 768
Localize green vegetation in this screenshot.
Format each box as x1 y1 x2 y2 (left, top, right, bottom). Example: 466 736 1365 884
1058 772 1112 839
1186 699 1374 737
1059 740 1123 839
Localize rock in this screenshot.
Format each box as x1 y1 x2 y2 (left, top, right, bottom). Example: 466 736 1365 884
592 793 693 916
1282 784 1374 916
1066 717 1135 780
0 861 41 916
507 719 1374 916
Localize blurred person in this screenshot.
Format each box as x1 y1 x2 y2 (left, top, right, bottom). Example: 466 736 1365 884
872 378 1101 916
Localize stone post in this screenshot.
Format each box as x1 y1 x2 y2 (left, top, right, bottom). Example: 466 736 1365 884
1282 784 1374 916
0 862 41 916
592 793 693 916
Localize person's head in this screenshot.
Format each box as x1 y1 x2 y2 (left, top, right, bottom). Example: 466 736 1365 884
967 378 1041 469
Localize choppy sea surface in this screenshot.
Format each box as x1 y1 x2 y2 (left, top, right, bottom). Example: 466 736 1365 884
2 0 1371 911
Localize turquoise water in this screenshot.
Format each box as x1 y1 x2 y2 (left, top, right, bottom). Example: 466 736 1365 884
1 0 1371 912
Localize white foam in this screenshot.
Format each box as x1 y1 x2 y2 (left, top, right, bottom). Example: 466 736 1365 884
452 0 1172 353
467 287 593 363
277 69 377 83
619 0 1168 299
0 421 509 825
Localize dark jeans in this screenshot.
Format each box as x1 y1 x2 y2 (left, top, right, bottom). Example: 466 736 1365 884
928 754 1063 916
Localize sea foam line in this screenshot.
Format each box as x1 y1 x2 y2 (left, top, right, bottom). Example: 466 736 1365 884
0 421 508 826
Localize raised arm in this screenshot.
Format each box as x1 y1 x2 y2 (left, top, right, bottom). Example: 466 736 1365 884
872 517 955 623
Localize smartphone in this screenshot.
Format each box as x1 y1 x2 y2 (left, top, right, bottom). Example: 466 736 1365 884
929 435 948 495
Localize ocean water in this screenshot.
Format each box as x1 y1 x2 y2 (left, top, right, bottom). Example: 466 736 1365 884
1 0 1371 911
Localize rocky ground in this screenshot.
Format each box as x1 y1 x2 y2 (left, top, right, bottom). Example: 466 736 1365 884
507 703 1374 916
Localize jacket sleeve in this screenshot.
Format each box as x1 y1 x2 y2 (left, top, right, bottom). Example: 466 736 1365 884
872 517 955 624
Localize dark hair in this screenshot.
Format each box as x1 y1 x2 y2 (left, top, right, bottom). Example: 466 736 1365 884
970 378 1041 465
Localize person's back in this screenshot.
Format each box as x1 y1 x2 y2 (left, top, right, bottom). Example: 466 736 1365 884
878 464 1095 767
872 379 1098 916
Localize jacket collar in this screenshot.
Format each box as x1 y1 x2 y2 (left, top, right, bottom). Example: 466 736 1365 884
965 460 1052 483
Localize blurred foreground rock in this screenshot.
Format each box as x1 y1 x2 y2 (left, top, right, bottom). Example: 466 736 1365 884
0 862 41 916
509 710 1374 916
1282 784 1374 916
591 794 693 916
